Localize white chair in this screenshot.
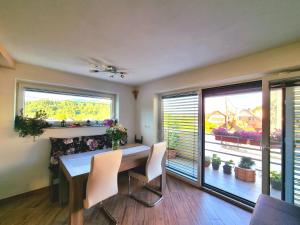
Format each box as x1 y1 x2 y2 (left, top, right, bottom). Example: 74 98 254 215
83 150 122 224
128 142 167 207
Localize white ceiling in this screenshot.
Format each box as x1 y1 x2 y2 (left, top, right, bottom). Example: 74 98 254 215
1 0 300 85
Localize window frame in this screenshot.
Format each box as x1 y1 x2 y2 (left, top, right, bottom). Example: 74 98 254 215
16 82 116 127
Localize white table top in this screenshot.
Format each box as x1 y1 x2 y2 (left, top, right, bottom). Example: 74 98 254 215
60 145 150 177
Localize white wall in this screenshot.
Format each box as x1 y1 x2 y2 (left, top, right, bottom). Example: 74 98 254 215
0 63 136 200
136 41 300 146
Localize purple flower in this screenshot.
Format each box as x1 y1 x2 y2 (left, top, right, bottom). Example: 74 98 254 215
103 119 114 127
213 127 262 140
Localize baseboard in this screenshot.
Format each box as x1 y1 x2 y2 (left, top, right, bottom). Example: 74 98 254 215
0 186 50 204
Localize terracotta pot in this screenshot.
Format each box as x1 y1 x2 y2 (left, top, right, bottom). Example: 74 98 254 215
167 149 177 159
215 135 222 141
250 140 261 146
204 161 211 167
235 167 256 182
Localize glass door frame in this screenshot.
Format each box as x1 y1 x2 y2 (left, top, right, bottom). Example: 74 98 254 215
200 80 263 207
264 72 300 204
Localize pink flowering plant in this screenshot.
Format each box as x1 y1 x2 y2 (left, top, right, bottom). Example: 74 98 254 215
213 127 262 140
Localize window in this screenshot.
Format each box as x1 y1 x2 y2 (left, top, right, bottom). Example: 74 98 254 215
160 92 199 181
17 82 115 126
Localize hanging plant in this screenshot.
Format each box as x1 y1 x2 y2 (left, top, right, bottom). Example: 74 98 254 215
14 109 51 140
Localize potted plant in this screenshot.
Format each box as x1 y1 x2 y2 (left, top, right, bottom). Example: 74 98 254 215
167 131 179 159
211 154 221 170
235 157 256 182
270 171 282 190
223 160 234 174
14 109 51 140
204 156 211 167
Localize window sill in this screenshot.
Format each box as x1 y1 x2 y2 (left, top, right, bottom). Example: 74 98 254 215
46 125 106 129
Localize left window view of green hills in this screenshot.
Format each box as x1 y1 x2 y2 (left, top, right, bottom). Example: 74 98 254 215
24 90 112 121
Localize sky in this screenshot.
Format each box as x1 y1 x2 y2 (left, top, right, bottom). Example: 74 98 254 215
205 91 262 113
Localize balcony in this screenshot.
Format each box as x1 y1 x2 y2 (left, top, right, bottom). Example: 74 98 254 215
166 134 282 203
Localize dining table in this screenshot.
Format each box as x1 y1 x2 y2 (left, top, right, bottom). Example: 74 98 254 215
59 144 166 225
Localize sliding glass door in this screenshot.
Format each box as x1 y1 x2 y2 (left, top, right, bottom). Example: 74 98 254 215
159 77 300 207
269 80 300 206
202 82 262 205
161 92 199 181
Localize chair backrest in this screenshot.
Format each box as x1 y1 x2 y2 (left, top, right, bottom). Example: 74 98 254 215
146 142 167 181
84 150 122 209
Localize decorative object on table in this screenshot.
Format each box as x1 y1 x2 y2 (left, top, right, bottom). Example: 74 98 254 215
14 109 51 140
270 171 282 190
211 154 221 170
204 156 211 167
120 133 128 145
235 156 256 182
104 119 127 150
86 120 91 126
134 135 143 144
61 120 66 127
223 160 234 174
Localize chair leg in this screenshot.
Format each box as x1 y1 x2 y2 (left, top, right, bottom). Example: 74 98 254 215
128 175 163 207
99 202 118 224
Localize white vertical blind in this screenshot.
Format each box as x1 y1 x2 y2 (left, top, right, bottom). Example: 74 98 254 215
293 86 300 206
161 92 199 180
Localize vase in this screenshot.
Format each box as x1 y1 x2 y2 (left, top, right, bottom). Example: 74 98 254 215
112 140 120 150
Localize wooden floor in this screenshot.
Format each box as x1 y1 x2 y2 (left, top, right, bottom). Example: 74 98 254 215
0 175 251 225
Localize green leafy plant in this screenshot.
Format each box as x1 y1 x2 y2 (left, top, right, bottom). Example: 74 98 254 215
106 123 127 141
270 171 282 190
238 157 255 169
205 156 211 163
225 160 234 166
15 109 51 139
212 154 221 170
168 131 179 149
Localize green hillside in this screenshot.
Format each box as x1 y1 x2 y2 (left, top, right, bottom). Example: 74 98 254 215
24 100 111 121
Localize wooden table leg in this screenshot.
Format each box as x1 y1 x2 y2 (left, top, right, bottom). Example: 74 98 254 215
69 178 84 225
59 165 68 206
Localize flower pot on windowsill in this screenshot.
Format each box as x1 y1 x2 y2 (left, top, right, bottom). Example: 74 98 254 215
167 149 177 159
212 163 220 170
271 179 282 190
223 164 233 175
204 161 211 167
234 167 256 182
